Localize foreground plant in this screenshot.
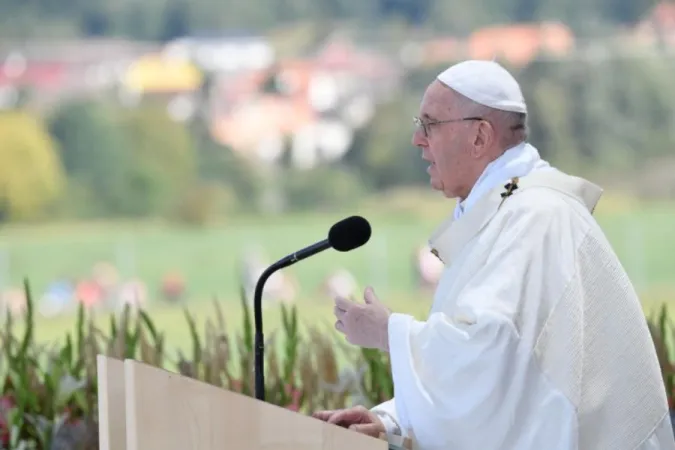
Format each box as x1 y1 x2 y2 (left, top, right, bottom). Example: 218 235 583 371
0 280 394 448
2 278 674 448
648 303 675 408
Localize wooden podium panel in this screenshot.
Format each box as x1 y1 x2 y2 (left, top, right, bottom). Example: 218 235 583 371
97 356 127 450
123 359 388 450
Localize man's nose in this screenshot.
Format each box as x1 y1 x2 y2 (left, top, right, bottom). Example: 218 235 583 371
412 128 426 147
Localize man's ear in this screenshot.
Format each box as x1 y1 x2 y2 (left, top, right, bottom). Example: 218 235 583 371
471 120 494 157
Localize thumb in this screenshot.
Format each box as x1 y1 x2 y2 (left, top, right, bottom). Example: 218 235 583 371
349 422 382 437
364 287 379 305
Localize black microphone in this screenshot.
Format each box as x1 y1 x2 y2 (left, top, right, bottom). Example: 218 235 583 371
253 215 371 401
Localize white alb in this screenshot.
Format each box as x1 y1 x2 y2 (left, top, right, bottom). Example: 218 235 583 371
372 168 675 450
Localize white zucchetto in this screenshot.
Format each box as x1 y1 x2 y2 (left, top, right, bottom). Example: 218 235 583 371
437 60 527 114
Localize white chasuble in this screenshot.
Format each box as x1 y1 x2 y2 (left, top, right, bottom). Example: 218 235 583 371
372 169 675 450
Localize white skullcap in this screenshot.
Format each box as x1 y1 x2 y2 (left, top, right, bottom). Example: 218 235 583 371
436 60 527 114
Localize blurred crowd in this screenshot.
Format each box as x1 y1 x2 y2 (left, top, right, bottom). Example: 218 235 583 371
0 243 444 317
0 263 185 318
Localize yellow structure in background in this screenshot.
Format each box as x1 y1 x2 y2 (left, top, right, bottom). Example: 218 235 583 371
123 54 203 93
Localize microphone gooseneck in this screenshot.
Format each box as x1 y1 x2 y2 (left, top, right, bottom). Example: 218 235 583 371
253 240 329 401
253 216 371 402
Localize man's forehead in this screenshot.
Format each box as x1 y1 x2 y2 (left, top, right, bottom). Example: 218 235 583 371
420 82 456 117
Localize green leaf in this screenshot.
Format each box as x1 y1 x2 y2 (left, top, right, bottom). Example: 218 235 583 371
4 308 15 365
62 334 74 371
18 279 34 364
75 302 85 356
139 309 160 346
183 308 202 367
109 314 117 342
240 284 253 354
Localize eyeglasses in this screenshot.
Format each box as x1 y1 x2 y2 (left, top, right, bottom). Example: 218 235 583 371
413 116 483 138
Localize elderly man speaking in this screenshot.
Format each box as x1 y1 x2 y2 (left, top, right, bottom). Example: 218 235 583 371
312 60 675 450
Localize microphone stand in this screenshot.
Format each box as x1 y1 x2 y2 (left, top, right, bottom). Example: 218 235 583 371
253 240 331 401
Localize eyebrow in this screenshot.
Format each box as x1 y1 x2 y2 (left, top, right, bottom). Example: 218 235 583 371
421 113 437 121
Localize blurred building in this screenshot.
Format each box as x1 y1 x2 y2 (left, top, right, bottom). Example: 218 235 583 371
209 35 402 169
400 21 575 69
162 33 275 73
118 52 204 121
0 38 159 110
629 2 675 49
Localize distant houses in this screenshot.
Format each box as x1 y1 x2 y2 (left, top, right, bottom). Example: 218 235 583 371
1 5 674 168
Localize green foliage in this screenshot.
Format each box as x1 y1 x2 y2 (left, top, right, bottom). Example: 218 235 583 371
0 111 65 222
189 120 264 214
47 99 258 222
1 280 674 448
347 93 428 190
648 304 675 408
1 280 98 449
5 54 675 222
513 57 675 185
0 0 656 41
360 348 394 405
171 182 237 226
47 101 199 219
281 165 366 211
48 100 132 218
115 105 197 217
0 280 393 448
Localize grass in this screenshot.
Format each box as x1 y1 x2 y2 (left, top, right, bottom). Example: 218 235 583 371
17 295 431 358
0 214 433 301
1 188 674 349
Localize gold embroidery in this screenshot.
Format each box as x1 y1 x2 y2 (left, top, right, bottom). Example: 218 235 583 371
499 177 519 208
430 247 443 263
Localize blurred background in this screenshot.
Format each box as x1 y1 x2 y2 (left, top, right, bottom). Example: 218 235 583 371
0 0 674 348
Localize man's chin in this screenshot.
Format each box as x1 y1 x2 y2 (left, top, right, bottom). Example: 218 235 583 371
430 180 455 198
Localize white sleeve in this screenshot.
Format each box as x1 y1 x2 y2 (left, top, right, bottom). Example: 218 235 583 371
371 398 402 435
387 206 579 450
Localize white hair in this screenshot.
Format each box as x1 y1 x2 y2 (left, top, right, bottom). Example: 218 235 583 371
454 94 528 146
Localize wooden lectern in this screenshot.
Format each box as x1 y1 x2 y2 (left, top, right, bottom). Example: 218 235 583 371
97 355 413 450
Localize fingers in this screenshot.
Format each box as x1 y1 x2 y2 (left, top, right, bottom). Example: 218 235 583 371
327 409 350 425
334 296 353 334
327 407 365 426
312 410 336 421
349 422 383 437
363 286 377 304
334 295 353 312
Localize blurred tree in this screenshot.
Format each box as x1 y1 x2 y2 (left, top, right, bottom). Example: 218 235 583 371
117 2 162 40
428 0 494 34
116 105 197 217
599 0 653 24
282 165 365 211
188 118 264 213
511 0 540 21
0 111 65 222
518 56 675 177
159 0 191 42
379 0 431 24
346 93 429 190
78 0 112 37
0 0 658 40
48 99 131 217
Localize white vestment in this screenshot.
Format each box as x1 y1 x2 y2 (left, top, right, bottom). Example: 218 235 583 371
372 169 675 450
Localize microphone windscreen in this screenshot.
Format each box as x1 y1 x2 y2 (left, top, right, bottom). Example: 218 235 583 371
328 216 371 252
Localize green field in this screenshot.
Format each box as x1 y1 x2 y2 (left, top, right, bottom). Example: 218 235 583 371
1 189 674 348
